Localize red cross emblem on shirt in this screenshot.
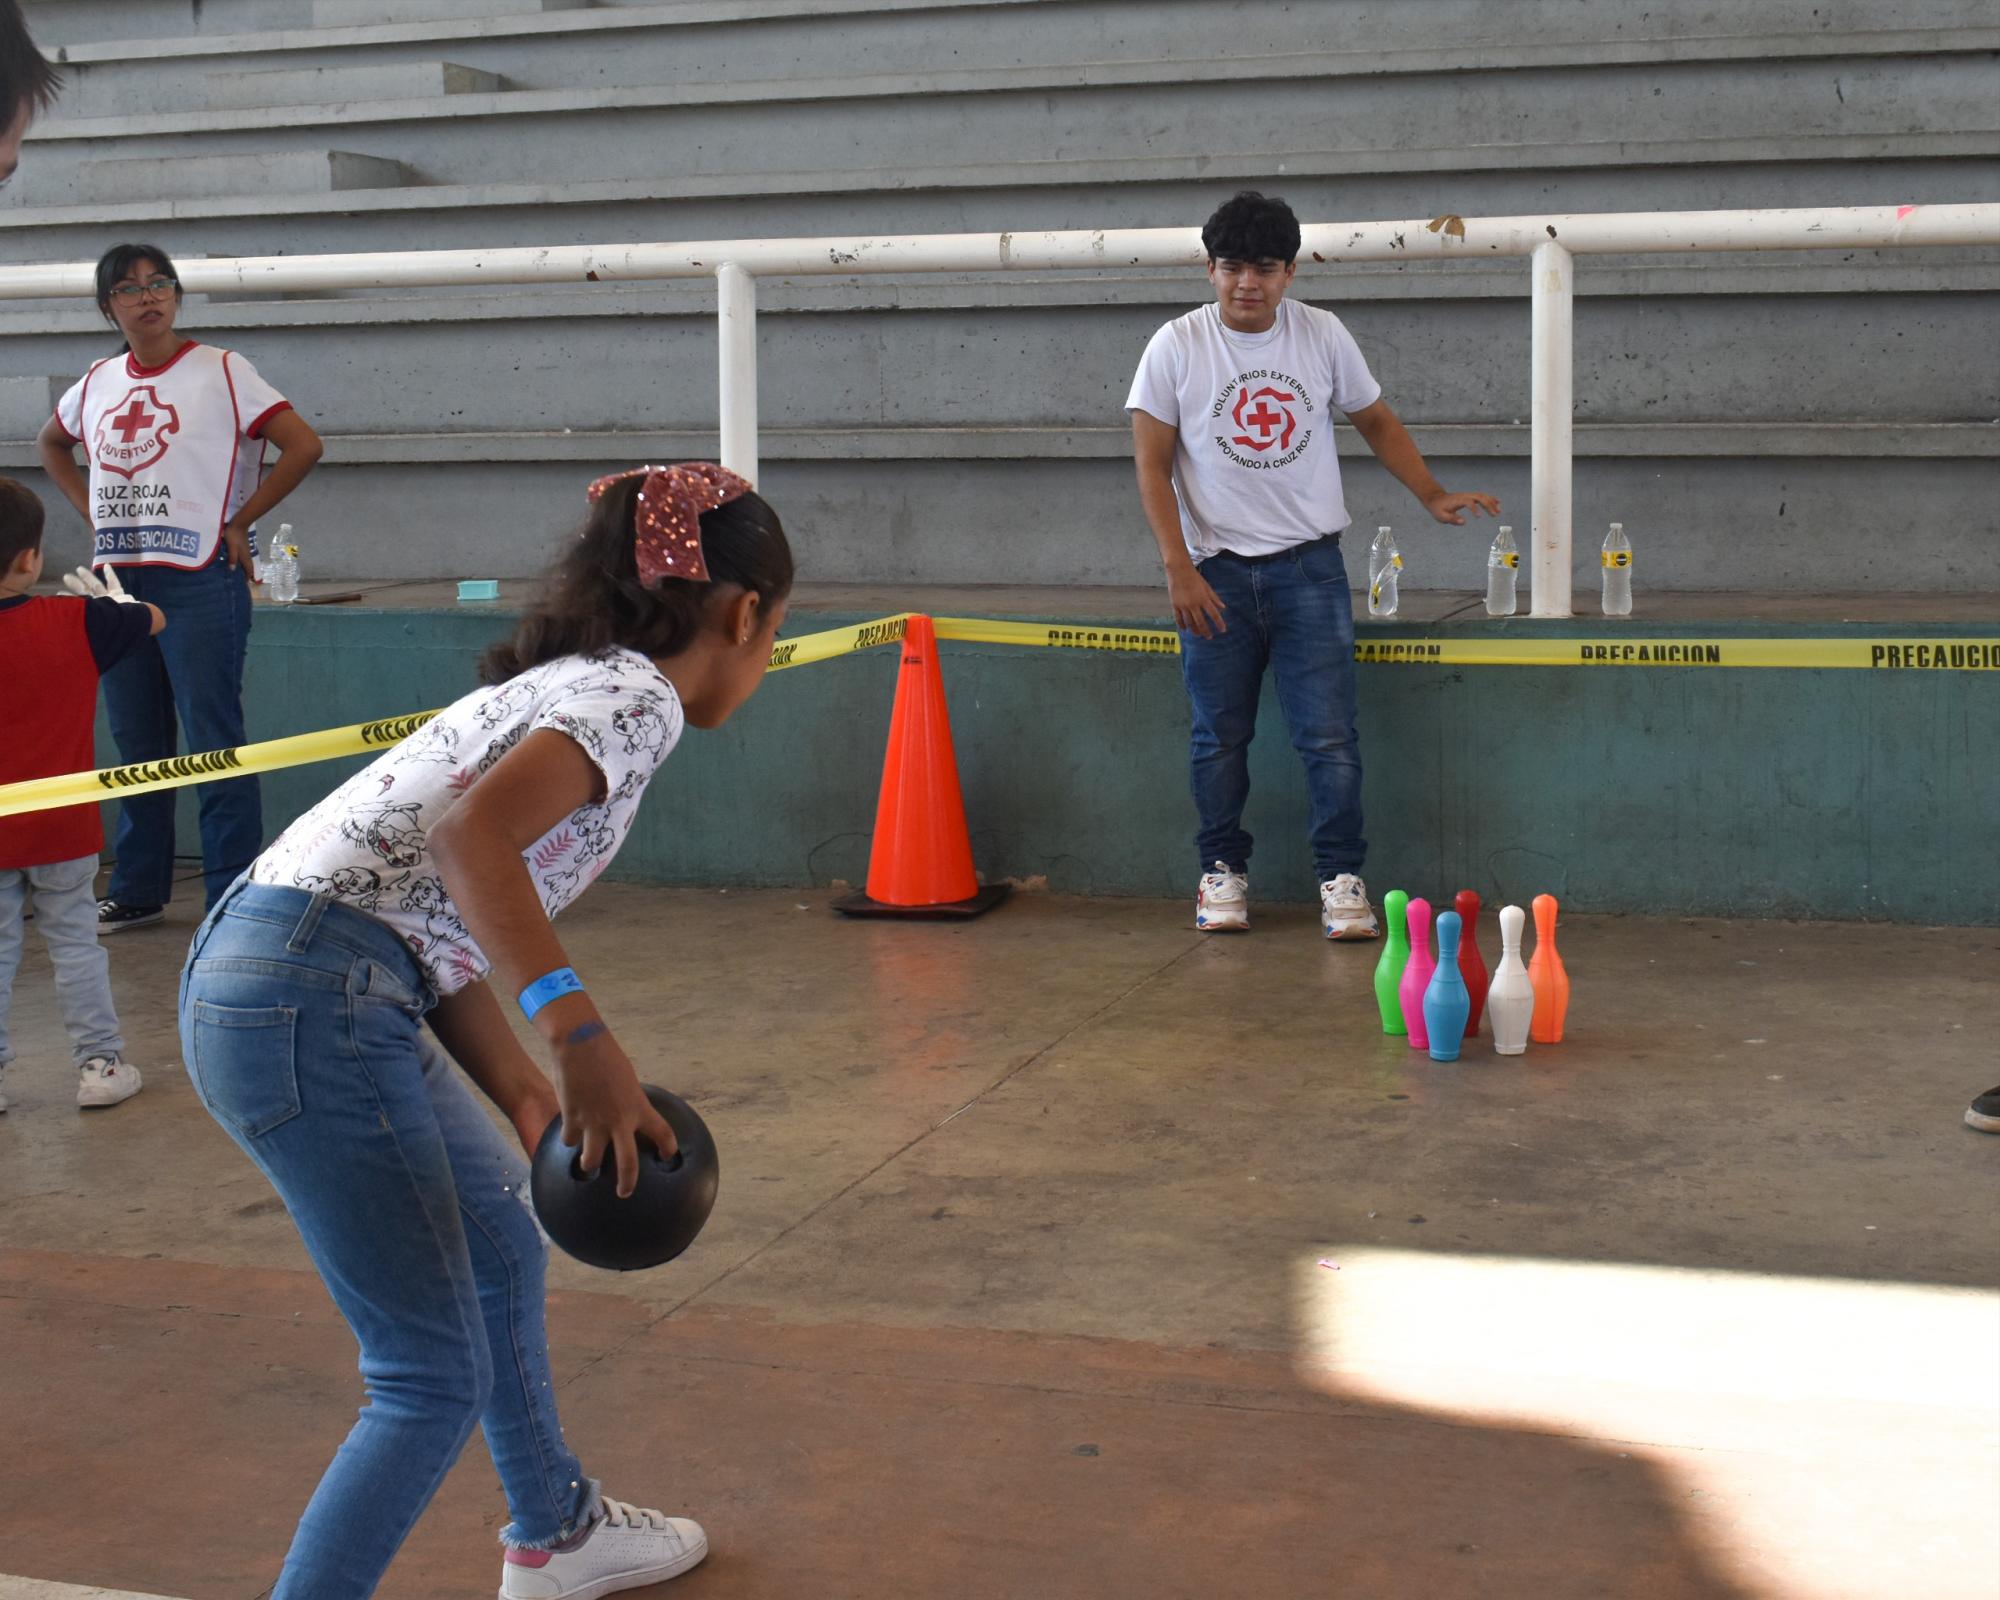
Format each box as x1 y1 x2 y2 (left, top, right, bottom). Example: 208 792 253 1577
92 385 180 479
110 398 157 443
1231 385 1300 454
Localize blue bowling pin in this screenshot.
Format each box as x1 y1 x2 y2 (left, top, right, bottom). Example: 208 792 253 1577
1424 911 1473 1062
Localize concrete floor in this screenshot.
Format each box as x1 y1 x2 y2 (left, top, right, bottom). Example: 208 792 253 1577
0 883 1995 1599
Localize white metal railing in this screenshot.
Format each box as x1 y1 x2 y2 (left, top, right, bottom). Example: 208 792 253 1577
5 204 1994 617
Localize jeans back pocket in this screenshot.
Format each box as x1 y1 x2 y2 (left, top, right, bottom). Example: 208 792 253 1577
189 1001 302 1139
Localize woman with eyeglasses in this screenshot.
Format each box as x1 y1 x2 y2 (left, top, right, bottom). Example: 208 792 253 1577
37 242 324 931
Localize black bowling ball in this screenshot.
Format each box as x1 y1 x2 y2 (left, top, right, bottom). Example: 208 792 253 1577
530 1085 719 1271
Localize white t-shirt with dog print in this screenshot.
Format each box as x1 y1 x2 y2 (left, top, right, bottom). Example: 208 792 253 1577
251 648 684 995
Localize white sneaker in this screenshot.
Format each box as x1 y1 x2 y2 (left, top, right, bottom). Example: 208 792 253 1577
1320 874 1380 941
1194 861 1249 932
500 1497 709 1599
77 1056 142 1108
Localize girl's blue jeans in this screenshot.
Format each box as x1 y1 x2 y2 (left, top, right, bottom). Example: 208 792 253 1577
180 879 598 1597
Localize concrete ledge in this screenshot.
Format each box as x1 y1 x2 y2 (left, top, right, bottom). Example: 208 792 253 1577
313 0 583 27
44 0 2000 73
28 52 2000 144
234 577 2000 628
10 423 1985 466
71 150 408 205
199 60 503 112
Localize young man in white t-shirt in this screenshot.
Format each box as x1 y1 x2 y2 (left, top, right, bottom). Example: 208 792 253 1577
1127 191 1499 937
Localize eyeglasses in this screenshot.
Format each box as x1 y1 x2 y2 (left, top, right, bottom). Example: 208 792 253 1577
107 277 179 302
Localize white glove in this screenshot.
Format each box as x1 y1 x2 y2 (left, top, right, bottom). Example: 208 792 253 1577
62 565 141 604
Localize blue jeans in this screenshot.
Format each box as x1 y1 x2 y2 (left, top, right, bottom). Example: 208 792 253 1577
1178 537 1366 881
0 855 123 1069
180 881 598 1597
101 557 261 911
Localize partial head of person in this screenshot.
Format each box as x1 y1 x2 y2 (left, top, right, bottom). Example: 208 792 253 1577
484 463 794 729
1202 190 1302 335
94 242 185 356
0 474 46 594
0 0 62 193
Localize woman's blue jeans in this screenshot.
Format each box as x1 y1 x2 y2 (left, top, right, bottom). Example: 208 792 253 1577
101 557 261 910
1177 537 1367 881
180 881 598 1597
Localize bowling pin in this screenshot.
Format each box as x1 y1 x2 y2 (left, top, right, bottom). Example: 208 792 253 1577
1374 890 1411 1035
1398 897 1435 1050
1423 911 1472 1062
1528 892 1570 1044
1454 889 1490 1036
1488 904 1533 1056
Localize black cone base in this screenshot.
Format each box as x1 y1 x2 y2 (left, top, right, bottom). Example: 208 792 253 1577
832 882 1012 920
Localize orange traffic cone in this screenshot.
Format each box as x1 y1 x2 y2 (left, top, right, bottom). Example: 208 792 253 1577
833 615 1009 919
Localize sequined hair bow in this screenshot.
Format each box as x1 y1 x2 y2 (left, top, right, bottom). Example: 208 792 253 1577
585 462 752 587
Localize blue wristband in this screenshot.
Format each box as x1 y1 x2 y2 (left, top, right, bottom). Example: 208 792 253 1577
519 967 584 1019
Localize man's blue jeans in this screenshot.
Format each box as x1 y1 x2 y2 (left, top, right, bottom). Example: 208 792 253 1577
181 882 599 1596
100 557 261 910
1177 537 1366 882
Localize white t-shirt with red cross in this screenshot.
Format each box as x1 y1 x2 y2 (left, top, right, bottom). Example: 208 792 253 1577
1126 299 1383 560
53 341 292 572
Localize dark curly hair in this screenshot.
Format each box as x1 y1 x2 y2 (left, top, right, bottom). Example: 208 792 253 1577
482 472 794 682
1201 191 1302 266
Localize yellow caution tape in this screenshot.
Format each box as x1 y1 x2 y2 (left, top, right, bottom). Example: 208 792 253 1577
765 613 911 671
934 620 1999 673
0 710 440 820
2 615 1992 819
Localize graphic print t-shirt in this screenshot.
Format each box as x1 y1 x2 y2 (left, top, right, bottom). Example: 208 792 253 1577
1125 300 1382 560
54 341 291 571
250 649 684 995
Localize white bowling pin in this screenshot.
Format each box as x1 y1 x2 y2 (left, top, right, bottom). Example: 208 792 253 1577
1488 904 1534 1056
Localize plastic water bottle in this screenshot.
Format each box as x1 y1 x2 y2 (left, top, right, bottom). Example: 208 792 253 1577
1367 526 1401 618
1485 525 1519 616
268 533 299 605
1601 521 1632 616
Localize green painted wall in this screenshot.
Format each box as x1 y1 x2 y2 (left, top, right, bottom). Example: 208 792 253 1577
136 600 1998 925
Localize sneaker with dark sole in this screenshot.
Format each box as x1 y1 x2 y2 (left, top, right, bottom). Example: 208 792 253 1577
1966 1087 2000 1134
96 900 164 933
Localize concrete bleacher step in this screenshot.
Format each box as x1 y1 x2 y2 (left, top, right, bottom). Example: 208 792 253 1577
72 150 410 205
311 0 588 27
201 62 503 113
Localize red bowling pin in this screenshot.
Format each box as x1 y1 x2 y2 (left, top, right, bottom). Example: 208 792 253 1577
1528 893 1570 1044
1398 897 1435 1050
1454 889 1490 1036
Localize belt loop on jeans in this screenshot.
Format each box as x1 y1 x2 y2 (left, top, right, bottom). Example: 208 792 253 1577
285 892 332 953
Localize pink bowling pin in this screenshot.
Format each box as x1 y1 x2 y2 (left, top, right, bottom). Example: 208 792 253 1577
1397 897 1435 1050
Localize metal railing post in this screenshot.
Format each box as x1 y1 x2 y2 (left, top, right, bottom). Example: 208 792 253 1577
716 261 758 485
1530 239 1575 618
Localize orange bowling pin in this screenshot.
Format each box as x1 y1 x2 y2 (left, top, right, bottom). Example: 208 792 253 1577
1527 892 1570 1044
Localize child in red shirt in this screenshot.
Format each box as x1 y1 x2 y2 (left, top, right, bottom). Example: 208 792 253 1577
0 477 163 1110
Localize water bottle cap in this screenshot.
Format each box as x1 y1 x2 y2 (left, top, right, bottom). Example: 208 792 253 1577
1497 525 1512 534
1609 522 1624 533
1377 526 1391 534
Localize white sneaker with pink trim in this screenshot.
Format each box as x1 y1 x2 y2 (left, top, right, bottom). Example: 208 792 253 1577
499 1497 708 1599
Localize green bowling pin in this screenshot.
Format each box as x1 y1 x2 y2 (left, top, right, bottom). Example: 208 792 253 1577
1374 889 1410 1034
